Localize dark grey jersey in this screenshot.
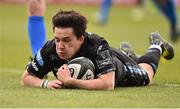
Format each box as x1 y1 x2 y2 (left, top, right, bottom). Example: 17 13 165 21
27 32 116 79
27 32 149 87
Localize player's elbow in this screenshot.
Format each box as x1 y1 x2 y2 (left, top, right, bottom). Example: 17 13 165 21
100 72 115 90
21 74 26 86
21 79 25 86
100 78 115 90
105 86 114 90
105 81 115 90
21 70 29 86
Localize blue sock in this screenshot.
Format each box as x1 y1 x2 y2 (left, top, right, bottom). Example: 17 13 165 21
152 0 177 31
28 16 46 57
100 0 112 23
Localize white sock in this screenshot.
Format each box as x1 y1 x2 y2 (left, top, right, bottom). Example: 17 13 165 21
149 44 162 54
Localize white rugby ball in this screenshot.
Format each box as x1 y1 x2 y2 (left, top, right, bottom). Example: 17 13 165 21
67 57 95 80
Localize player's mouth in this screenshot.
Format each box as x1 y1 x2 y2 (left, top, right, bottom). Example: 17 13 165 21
59 51 65 56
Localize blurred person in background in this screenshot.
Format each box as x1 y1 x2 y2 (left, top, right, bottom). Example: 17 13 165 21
97 0 179 42
27 0 48 79
27 0 47 57
97 0 112 24
151 0 180 42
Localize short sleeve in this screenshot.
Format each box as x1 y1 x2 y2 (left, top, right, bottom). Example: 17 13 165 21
27 49 51 79
94 43 116 77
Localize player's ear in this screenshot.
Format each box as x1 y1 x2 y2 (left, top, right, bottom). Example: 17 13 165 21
79 35 84 43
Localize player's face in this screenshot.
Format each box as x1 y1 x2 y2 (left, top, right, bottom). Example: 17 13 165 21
54 27 84 60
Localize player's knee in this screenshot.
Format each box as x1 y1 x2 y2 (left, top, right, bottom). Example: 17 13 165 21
28 0 46 16
139 63 155 85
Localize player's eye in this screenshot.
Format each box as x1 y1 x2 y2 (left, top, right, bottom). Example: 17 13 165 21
62 38 71 43
55 38 60 43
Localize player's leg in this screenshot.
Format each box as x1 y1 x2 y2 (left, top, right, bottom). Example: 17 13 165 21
119 42 139 62
98 0 112 24
110 48 150 86
138 32 174 83
27 0 46 57
115 32 174 86
152 0 179 42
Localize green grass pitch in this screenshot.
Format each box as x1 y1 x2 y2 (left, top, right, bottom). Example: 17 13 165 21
0 2 180 108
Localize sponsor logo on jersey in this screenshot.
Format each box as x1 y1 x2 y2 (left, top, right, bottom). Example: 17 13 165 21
32 60 39 71
36 50 44 66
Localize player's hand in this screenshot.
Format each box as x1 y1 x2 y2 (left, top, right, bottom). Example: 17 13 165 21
56 64 72 84
48 80 63 89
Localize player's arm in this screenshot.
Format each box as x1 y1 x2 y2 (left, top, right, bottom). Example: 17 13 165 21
21 70 63 89
21 70 44 87
57 64 115 90
21 48 63 89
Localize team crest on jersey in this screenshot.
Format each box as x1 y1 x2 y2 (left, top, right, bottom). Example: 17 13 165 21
36 50 44 66
96 50 112 69
97 45 103 54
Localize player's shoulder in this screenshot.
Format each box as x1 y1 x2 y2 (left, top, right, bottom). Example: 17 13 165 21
85 32 104 40
44 39 55 48
41 39 56 55
85 32 108 46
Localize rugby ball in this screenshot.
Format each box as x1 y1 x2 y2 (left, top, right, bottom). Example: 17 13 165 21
67 57 95 80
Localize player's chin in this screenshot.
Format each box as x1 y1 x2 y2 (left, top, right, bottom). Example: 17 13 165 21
58 54 68 60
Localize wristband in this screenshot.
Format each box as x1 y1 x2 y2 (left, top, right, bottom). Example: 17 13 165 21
41 80 49 88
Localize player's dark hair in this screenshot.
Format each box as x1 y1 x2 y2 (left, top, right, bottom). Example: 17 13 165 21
52 10 87 39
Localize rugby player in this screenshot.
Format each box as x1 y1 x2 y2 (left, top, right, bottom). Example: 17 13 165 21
21 0 174 90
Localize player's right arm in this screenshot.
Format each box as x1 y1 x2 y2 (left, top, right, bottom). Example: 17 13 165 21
21 70 62 89
21 44 63 89
21 70 44 87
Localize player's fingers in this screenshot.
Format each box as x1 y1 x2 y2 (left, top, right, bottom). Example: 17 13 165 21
54 80 63 86
50 87 55 89
49 82 62 89
56 71 64 82
53 83 62 89
62 64 68 70
57 68 63 77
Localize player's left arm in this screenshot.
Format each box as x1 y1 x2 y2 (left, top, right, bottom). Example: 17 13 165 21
57 64 115 90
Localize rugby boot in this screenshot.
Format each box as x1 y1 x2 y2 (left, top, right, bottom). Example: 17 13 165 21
149 32 174 60
119 42 138 62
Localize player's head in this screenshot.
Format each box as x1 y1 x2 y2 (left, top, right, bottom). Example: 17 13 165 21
52 10 87 60
52 10 87 39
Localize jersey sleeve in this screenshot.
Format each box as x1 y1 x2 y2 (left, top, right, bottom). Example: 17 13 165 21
94 41 116 77
27 46 52 79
